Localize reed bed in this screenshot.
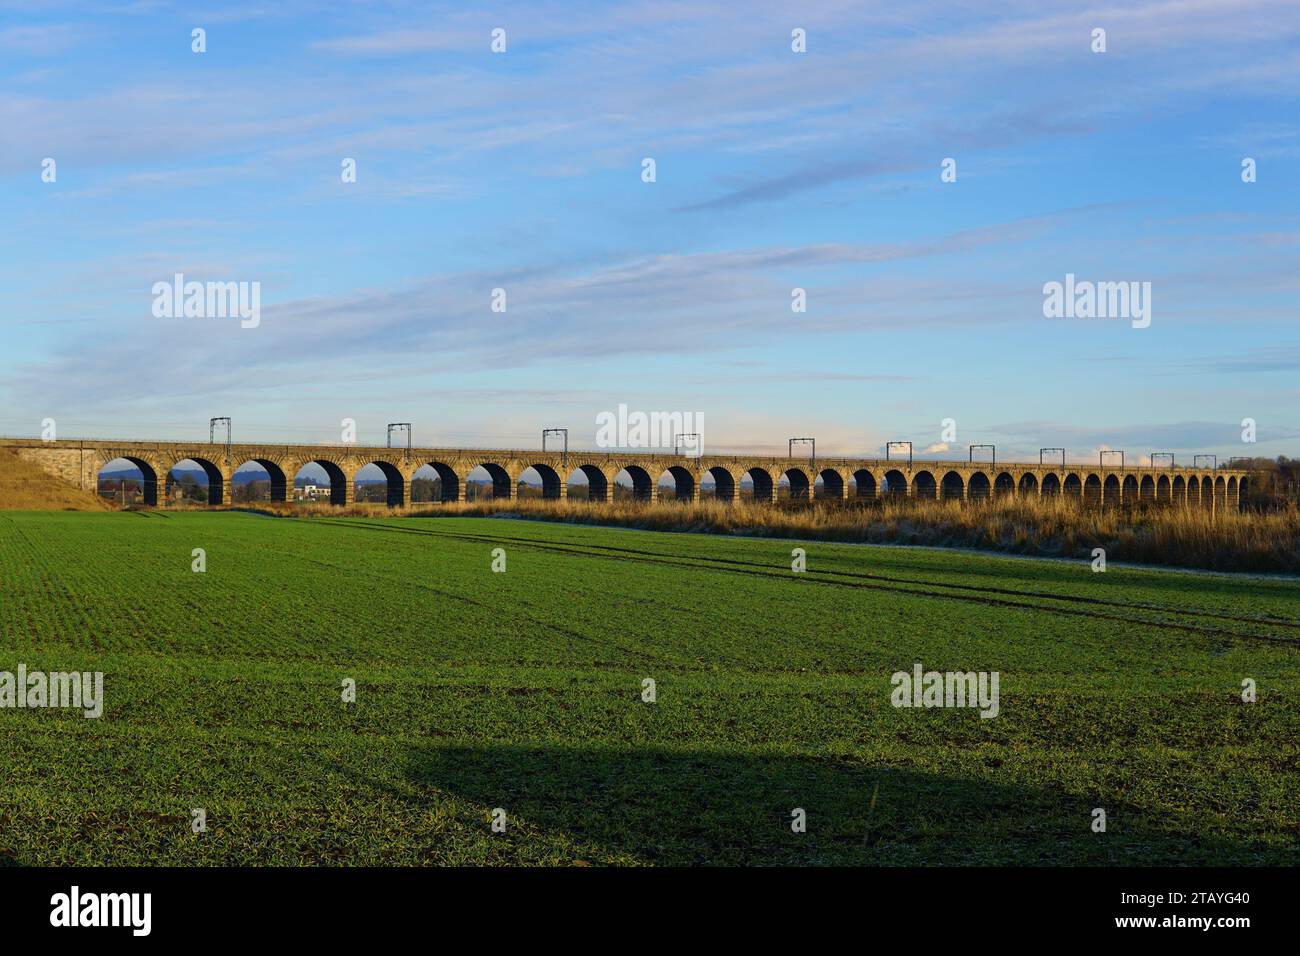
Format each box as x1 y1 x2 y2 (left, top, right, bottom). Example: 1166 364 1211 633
241 495 1300 575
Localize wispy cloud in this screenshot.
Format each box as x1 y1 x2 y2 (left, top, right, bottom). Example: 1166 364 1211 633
1 0 1297 453
0 24 85 54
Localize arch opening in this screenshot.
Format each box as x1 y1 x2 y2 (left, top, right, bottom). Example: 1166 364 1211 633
882 469 908 498
466 463 512 500
967 472 991 502
780 468 812 501
520 464 562 500
704 466 736 503
911 470 937 500
815 469 844 500
411 461 459 503
1172 475 1186 505
742 467 775 503
1101 474 1119 506
165 457 223 507
355 461 405 506
658 466 696 502
97 456 159 507
1041 473 1061 497
941 470 961 502
994 472 1015 498
289 460 338 505
566 465 609 502
1082 474 1101 506
851 469 876 500
1156 475 1171 503
1017 473 1038 497
615 466 654 502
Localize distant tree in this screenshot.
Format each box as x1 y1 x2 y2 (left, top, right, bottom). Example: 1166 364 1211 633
356 482 388 503
234 480 271 504
177 474 207 504
1237 456 1299 511
410 477 439 502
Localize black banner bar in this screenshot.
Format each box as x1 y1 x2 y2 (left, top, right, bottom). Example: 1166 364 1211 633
0 866 1281 942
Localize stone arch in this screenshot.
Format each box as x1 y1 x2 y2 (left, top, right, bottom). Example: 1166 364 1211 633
521 462 563 499
1139 475 1154 503
1122 474 1138 503
1172 475 1186 505
744 466 775 502
568 464 609 502
1186 476 1200 507
911 470 937 500
1102 474 1120 506
1227 475 1238 510
1214 476 1226 510
1063 473 1082 500
289 459 340 505
967 471 991 502
97 455 161 507
705 465 736 503
994 472 1015 498
816 469 845 499
1156 475 1171 503
940 470 964 501
780 467 812 501
1201 476 1215 511
617 465 654 501
1017 473 1038 497
1083 474 1102 506
1041 473 1061 497
165 456 224 507
355 460 406 506
470 462 513 500
882 469 908 498
852 469 876 500
1238 477 1248 509
412 461 459 503
223 457 284 504
659 465 695 501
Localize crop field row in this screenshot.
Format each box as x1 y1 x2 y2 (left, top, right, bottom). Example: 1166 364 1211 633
0 511 1297 865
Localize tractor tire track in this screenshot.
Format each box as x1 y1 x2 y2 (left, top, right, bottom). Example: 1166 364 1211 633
322 519 1300 648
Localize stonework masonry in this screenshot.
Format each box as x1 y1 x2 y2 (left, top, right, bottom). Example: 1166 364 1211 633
0 437 1251 512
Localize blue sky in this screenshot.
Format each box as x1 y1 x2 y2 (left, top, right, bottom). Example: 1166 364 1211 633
1 0 1297 464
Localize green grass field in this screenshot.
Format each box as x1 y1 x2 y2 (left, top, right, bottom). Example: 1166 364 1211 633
1 510 1297 865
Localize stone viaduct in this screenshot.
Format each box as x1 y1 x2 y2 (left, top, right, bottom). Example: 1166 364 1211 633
0 437 1252 512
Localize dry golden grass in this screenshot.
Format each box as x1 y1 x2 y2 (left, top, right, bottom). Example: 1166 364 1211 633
238 493 1300 574
0 449 111 511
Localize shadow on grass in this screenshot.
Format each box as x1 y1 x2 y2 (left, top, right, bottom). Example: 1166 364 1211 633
405 744 1290 866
